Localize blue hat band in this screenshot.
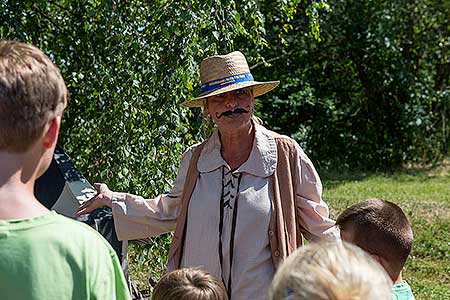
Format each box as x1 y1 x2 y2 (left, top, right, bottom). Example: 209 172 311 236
200 72 254 93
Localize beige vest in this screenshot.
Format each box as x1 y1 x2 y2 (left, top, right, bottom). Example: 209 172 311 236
167 132 310 271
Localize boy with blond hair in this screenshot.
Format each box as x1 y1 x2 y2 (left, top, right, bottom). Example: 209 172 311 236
0 40 130 300
269 241 392 300
152 267 228 300
336 198 415 300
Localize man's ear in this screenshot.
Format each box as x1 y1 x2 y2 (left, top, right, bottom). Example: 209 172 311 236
204 99 214 119
42 117 60 149
203 98 210 114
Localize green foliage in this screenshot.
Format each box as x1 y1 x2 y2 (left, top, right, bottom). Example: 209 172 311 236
0 0 325 191
254 0 450 170
129 235 172 291
0 0 327 290
2 0 448 171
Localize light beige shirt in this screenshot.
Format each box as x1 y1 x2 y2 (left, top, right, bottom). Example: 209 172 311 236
111 124 337 300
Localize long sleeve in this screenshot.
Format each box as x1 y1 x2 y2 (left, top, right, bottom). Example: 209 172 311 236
111 148 194 241
293 144 339 240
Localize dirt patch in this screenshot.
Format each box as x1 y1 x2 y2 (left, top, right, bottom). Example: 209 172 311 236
403 159 450 178
402 201 450 221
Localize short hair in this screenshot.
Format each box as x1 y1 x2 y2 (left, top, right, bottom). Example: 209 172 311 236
336 198 413 279
152 268 228 300
0 40 67 152
269 241 392 300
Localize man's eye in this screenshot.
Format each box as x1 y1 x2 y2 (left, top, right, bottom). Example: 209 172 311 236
210 96 224 103
236 90 249 96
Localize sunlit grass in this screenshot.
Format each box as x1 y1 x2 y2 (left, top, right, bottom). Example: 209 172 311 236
322 163 450 300
129 163 450 299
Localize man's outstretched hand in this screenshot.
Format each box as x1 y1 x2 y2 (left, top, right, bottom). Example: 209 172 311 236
76 183 113 216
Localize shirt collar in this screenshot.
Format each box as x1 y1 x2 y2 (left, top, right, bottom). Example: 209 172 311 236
197 124 277 177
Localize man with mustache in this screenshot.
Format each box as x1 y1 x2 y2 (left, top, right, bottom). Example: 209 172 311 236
214 95 251 120
78 51 337 300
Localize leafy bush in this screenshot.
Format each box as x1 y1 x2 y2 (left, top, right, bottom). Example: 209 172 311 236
1 0 325 286
254 0 450 170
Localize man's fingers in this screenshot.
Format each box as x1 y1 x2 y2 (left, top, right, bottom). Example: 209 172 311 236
76 207 88 216
76 196 99 216
76 203 91 216
76 202 98 216
77 183 113 217
78 198 93 210
76 190 113 216
94 183 110 194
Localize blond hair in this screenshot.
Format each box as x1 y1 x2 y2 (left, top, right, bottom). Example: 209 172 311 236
152 268 228 300
269 241 392 300
0 40 67 152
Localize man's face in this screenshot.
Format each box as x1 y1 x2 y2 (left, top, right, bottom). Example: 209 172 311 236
206 88 254 130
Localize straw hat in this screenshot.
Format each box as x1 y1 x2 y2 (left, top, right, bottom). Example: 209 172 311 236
182 51 279 107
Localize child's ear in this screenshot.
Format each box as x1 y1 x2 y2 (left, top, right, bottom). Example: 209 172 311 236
42 117 60 149
370 254 387 270
370 254 382 263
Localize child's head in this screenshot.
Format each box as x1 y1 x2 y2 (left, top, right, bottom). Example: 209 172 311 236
152 268 228 300
336 198 413 280
269 241 392 300
0 40 67 154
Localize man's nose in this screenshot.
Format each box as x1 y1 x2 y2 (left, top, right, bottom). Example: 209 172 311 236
224 94 238 109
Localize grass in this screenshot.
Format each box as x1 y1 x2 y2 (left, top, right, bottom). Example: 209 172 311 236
322 162 450 300
129 162 450 299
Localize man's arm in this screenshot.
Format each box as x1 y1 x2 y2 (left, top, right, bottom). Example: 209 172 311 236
293 144 339 240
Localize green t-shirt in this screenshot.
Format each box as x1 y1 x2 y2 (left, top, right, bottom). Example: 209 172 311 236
391 282 415 300
0 211 131 300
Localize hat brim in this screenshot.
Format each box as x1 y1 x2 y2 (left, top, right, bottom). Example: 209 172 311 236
181 80 280 107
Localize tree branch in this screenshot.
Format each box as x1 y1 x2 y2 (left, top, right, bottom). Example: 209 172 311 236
250 50 293 70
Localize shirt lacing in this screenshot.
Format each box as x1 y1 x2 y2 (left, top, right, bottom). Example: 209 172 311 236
218 166 243 298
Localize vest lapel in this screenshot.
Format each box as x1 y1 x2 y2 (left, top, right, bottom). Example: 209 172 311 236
167 141 206 270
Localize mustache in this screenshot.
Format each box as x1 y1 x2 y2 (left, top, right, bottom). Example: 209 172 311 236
216 107 250 119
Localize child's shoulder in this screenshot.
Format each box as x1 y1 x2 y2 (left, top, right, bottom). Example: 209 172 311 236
53 213 109 239
1 211 112 254
27 212 113 251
